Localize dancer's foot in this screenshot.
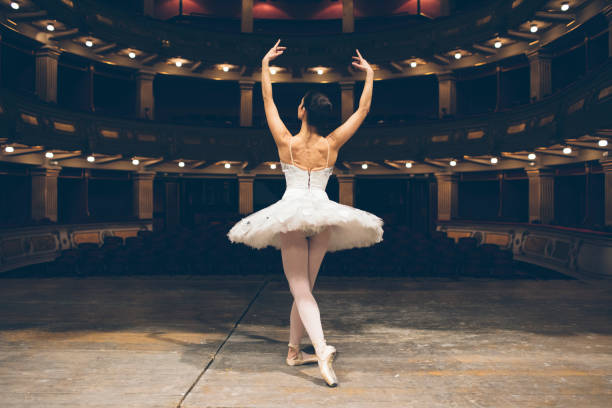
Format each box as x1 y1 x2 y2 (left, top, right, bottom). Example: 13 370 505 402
314 341 338 387
286 343 318 366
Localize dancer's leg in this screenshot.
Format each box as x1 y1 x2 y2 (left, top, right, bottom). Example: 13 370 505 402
280 229 325 350
289 227 331 347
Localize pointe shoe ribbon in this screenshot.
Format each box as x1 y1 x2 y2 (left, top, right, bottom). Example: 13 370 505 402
286 343 318 366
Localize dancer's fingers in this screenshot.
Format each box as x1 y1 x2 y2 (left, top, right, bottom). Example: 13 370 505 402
356 49 363 59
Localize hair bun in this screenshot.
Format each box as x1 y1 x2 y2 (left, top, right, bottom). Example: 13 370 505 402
303 90 333 132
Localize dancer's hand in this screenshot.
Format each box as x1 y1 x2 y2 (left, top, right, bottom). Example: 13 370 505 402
352 49 373 74
263 39 286 63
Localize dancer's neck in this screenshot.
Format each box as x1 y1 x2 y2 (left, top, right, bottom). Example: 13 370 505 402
298 120 320 142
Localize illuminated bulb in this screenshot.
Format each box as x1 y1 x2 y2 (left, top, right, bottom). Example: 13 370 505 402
316 68 324 75
269 67 277 75
224 163 231 169
598 139 608 147
128 52 136 59
46 23 55 32
449 160 457 166
529 162 535 166
45 151 54 158
10 2 20 10
562 147 572 154
85 40 94 48
222 65 229 72
87 155 95 162
270 163 276 169
178 161 185 167
528 153 536 160
4 146 14 153
490 157 498 164
132 159 139 165
454 52 462 60
530 23 538 33
361 163 368 169
561 2 570 11
410 61 418 68
405 162 413 168
175 60 182 67
494 41 502 49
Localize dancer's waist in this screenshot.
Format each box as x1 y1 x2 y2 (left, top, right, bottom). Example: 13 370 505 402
283 188 328 199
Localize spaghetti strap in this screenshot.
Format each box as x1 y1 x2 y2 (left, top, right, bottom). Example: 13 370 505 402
289 137 295 166
325 137 330 167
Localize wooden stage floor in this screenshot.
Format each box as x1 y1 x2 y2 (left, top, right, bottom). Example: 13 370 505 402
0 275 611 407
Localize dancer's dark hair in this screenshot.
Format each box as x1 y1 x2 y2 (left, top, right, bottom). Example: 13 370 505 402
302 90 332 133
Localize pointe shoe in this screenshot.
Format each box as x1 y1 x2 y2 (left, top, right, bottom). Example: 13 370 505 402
286 343 318 366
315 343 338 387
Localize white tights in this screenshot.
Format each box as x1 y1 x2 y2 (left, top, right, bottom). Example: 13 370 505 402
280 227 331 352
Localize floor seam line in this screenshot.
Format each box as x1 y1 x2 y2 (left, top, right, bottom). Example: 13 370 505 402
176 275 272 408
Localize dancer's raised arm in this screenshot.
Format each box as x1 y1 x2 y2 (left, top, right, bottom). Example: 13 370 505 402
328 49 374 149
262 39 290 145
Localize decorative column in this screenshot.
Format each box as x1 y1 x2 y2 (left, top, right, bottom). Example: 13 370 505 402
337 174 355 207
602 160 612 226
527 51 552 102
339 81 355 123
437 72 456 118
435 173 458 221
143 0 155 17
238 174 255 214
342 0 354 33
79 169 90 220
136 70 155 120
35 45 61 104
526 168 555 224
241 0 253 33
239 80 254 127
31 166 61 222
132 171 155 219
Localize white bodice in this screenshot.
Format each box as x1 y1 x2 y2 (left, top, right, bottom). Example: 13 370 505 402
281 162 333 191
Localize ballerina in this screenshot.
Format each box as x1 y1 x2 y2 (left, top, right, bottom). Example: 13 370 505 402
227 39 383 387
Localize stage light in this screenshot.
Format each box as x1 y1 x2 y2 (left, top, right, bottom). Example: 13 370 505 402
270 163 276 169
269 67 278 75
85 40 94 47
490 157 498 164
563 147 572 154
87 155 95 162
598 139 608 147
175 60 182 67
454 52 462 60
361 163 368 169
46 23 55 32
4 146 14 153
316 68 324 75
449 160 457 166
561 2 570 11
10 2 20 10
128 52 136 59
410 61 417 68
528 153 536 160
530 23 538 33
494 41 502 49
178 161 185 167
224 163 231 168
132 159 139 165
45 151 54 158
222 65 229 72
405 162 413 168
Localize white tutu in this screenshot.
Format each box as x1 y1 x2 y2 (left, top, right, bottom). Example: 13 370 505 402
227 162 384 252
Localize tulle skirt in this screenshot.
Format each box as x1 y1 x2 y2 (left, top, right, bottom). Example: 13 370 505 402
227 188 384 252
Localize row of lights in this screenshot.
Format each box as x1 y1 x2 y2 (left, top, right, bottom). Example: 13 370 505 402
4 141 610 169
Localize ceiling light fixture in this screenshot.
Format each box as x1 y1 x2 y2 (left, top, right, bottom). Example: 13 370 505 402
45 151 54 158
449 160 457 166
10 2 20 10
410 61 418 68
361 163 368 169
494 40 502 49
405 162 413 168
132 158 139 165
530 23 538 33
561 2 570 12
178 161 185 167
528 153 536 160
562 147 572 154
46 23 55 32
269 67 278 75
599 139 609 147
175 60 182 67
490 157 498 164
454 52 462 60
4 146 14 153
224 163 231 168
222 65 230 72
85 40 94 47
87 155 95 162
316 68 324 75
128 51 136 59
270 163 276 169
